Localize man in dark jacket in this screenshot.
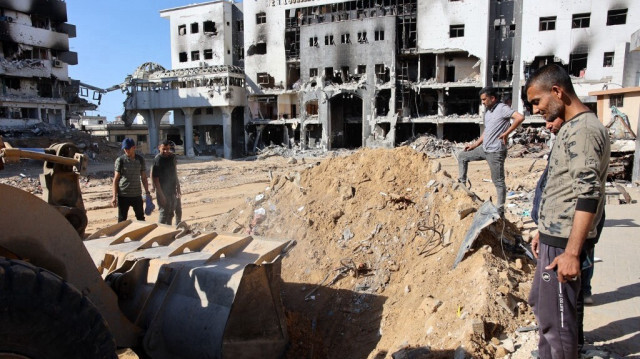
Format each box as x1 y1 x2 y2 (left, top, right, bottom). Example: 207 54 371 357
152 140 181 225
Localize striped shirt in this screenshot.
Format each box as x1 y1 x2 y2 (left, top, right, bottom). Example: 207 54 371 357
114 154 146 197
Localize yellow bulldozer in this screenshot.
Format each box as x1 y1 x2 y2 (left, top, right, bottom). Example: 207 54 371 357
0 142 292 359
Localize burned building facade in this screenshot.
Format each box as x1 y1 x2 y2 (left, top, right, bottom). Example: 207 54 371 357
243 0 496 151
0 0 78 128
122 1 245 158
243 0 640 151
117 0 640 157
518 0 640 107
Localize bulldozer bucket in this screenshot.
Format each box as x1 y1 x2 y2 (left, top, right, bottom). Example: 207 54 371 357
84 221 291 359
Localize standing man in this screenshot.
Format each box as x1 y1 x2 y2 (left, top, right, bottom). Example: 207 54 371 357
169 141 182 224
457 87 525 215
111 138 151 222
152 140 181 225
526 64 610 358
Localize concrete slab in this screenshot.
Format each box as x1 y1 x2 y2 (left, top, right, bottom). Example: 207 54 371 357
584 187 640 357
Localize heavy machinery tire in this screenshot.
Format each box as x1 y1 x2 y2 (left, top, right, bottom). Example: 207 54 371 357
0 257 117 359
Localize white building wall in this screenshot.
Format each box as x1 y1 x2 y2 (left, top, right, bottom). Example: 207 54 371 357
621 42 640 87
161 1 234 70
520 0 640 83
243 0 287 93
417 0 490 83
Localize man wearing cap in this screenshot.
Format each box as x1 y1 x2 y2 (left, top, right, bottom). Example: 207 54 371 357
111 138 151 222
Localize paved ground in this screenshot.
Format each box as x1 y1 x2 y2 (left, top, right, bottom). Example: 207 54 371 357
584 187 640 358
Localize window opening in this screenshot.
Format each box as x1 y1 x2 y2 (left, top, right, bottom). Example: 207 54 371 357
607 9 627 26
610 94 623 107
572 13 590 28
603 52 614 67
450 24 464 38
204 21 217 34
257 12 267 24
539 16 556 31
568 53 588 77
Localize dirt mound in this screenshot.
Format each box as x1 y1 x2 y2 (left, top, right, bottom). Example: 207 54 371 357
215 147 535 358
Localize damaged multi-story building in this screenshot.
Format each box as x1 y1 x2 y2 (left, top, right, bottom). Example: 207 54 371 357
0 0 83 128
243 0 504 150
114 0 639 157
517 1 640 108
243 0 640 151
119 1 245 158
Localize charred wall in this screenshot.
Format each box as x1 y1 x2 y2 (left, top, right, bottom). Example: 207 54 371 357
300 16 396 83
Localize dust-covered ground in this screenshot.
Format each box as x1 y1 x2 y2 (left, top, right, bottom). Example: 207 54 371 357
1 138 625 359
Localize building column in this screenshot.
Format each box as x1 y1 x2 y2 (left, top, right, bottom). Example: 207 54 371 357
147 109 163 154
221 106 234 159
320 96 331 150
181 108 195 157
283 125 290 148
437 90 446 116
300 122 308 149
178 128 185 154
436 123 444 139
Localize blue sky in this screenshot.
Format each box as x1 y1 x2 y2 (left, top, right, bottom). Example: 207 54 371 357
67 1 191 121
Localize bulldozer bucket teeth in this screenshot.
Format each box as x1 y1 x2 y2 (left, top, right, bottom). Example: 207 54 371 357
84 221 290 359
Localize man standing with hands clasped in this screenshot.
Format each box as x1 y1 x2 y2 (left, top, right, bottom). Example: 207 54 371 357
526 64 610 358
457 87 525 216
152 140 181 225
111 138 152 222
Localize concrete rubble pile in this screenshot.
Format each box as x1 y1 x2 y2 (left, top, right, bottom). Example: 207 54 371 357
608 139 635 181
0 123 120 162
256 144 351 161
401 133 459 158
507 126 552 158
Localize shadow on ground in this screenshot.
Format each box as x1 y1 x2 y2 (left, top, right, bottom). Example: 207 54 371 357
603 218 640 228
281 282 473 359
592 283 640 306
282 282 386 359
586 316 640 356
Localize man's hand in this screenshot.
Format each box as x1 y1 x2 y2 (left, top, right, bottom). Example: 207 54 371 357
545 252 581 283
464 143 475 151
111 196 117 208
498 131 509 145
531 232 540 259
